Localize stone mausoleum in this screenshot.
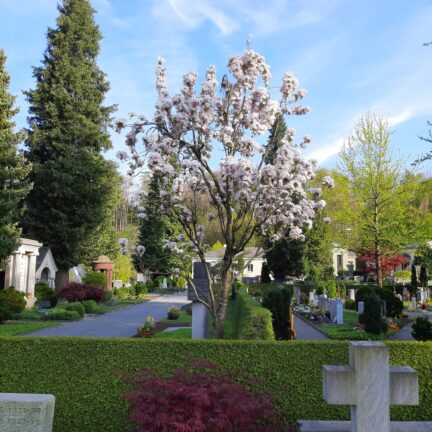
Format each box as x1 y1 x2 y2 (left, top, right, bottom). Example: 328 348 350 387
0 238 57 308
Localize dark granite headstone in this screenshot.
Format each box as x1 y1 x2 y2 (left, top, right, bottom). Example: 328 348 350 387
188 262 211 302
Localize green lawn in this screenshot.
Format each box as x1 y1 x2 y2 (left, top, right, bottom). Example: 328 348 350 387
0 322 58 336
160 310 192 324
318 309 390 340
153 328 192 339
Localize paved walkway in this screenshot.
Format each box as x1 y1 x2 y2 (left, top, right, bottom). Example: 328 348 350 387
27 294 191 338
390 311 432 341
293 314 329 340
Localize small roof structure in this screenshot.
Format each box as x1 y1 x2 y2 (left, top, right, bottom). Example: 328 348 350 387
93 255 113 264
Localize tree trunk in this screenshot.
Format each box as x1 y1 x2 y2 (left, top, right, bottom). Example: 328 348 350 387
55 269 69 292
375 245 383 288
214 262 233 339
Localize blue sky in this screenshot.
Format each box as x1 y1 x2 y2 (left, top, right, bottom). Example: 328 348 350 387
1 0 432 173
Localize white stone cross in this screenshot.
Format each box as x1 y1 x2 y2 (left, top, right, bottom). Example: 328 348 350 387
323 341 418 432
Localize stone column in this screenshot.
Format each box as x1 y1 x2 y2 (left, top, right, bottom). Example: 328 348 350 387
192 302 209 339
4 254 14 288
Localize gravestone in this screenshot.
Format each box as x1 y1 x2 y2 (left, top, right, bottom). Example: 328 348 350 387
113 280 122 289
294 287 301 304
329 299 344 324
411 297 417 310
298 341 430 432
347 289 355 301
318 295 327 314
309 291 315 306
417 289 427 303
136 273 144 282
403 287 410 300
0 393 55 432
357 301 364 315
188 262 211 339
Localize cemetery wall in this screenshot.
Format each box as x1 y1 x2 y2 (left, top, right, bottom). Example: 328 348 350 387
0 338 431 432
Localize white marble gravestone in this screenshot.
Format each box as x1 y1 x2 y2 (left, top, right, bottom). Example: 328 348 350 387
347 289 355 301
0 393 55 432
309 291 315 306
298 341 428 432
113 280 122 289
411 297 417 309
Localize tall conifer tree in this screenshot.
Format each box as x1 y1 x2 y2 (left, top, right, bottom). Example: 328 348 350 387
23 0 117 289
0 50 31 265
134 174 182 274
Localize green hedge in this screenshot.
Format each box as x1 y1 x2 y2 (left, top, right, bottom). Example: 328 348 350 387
235 287 275 340
0 338 431 432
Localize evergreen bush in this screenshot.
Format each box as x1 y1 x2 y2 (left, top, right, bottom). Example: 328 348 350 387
82 271 107 289
412 317 432 341
65 302 85 318
262 286 292 340
363 293 386 334
40 309 80 321
83 300 98 314
35 281 57 307
0 287 26 322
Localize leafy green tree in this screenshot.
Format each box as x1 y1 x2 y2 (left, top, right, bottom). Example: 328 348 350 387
303 216 336 295
0 50 31 265
339 113 413 287
114 253 136 283
22 0 117 290
134 174 182 274
266 239 305 280
415 243 432 273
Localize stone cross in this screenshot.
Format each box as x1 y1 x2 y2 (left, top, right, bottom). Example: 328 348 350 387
323 341 418 432
0 393 55 432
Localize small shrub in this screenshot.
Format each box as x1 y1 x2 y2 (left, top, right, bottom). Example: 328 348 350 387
0 287 26 322
134 282 147 296
167 307 180 320
11 310 42 320
35 282 57 307
83 300 98 314
40 309 80 321
412 317 432 341
65 302 85 318
82 271 107 288
116 287 135 299
104 290 113 302
57 283 105 303
363 294 386 334
121 358 289 432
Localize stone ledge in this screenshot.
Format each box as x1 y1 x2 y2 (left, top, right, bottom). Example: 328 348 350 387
297 420 432 432
293 312 330 337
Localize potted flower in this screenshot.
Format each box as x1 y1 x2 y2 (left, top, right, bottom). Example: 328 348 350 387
167 307 180 320
137 316 155 338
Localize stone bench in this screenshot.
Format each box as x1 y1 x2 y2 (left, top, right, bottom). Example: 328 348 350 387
0 393 55 432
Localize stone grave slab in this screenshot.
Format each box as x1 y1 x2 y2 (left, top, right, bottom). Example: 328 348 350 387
0 393 55 432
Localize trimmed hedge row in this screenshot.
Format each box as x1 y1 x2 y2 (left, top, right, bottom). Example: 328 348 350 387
0 338 431 432
234 286 275 340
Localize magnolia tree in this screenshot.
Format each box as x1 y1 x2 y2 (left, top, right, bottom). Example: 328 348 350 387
117 49 333 338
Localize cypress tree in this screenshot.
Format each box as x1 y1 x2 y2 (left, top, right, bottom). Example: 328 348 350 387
420 265 428 289
0 50 31 265
23 0 117 290
411 263 418 295
264 113 287 165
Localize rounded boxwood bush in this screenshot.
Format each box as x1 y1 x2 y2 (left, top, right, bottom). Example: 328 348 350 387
65 302 85 318
83 300 98 314
412 317 432 341
35 281 57 307
0 287 26 322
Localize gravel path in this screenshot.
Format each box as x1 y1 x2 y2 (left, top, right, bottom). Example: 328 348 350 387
27 294 191 338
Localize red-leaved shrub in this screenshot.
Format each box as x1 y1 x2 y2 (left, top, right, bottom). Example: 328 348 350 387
57 283 105 303
121 358 294 432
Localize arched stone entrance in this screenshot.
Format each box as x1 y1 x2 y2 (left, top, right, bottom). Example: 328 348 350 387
40 267 50 282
